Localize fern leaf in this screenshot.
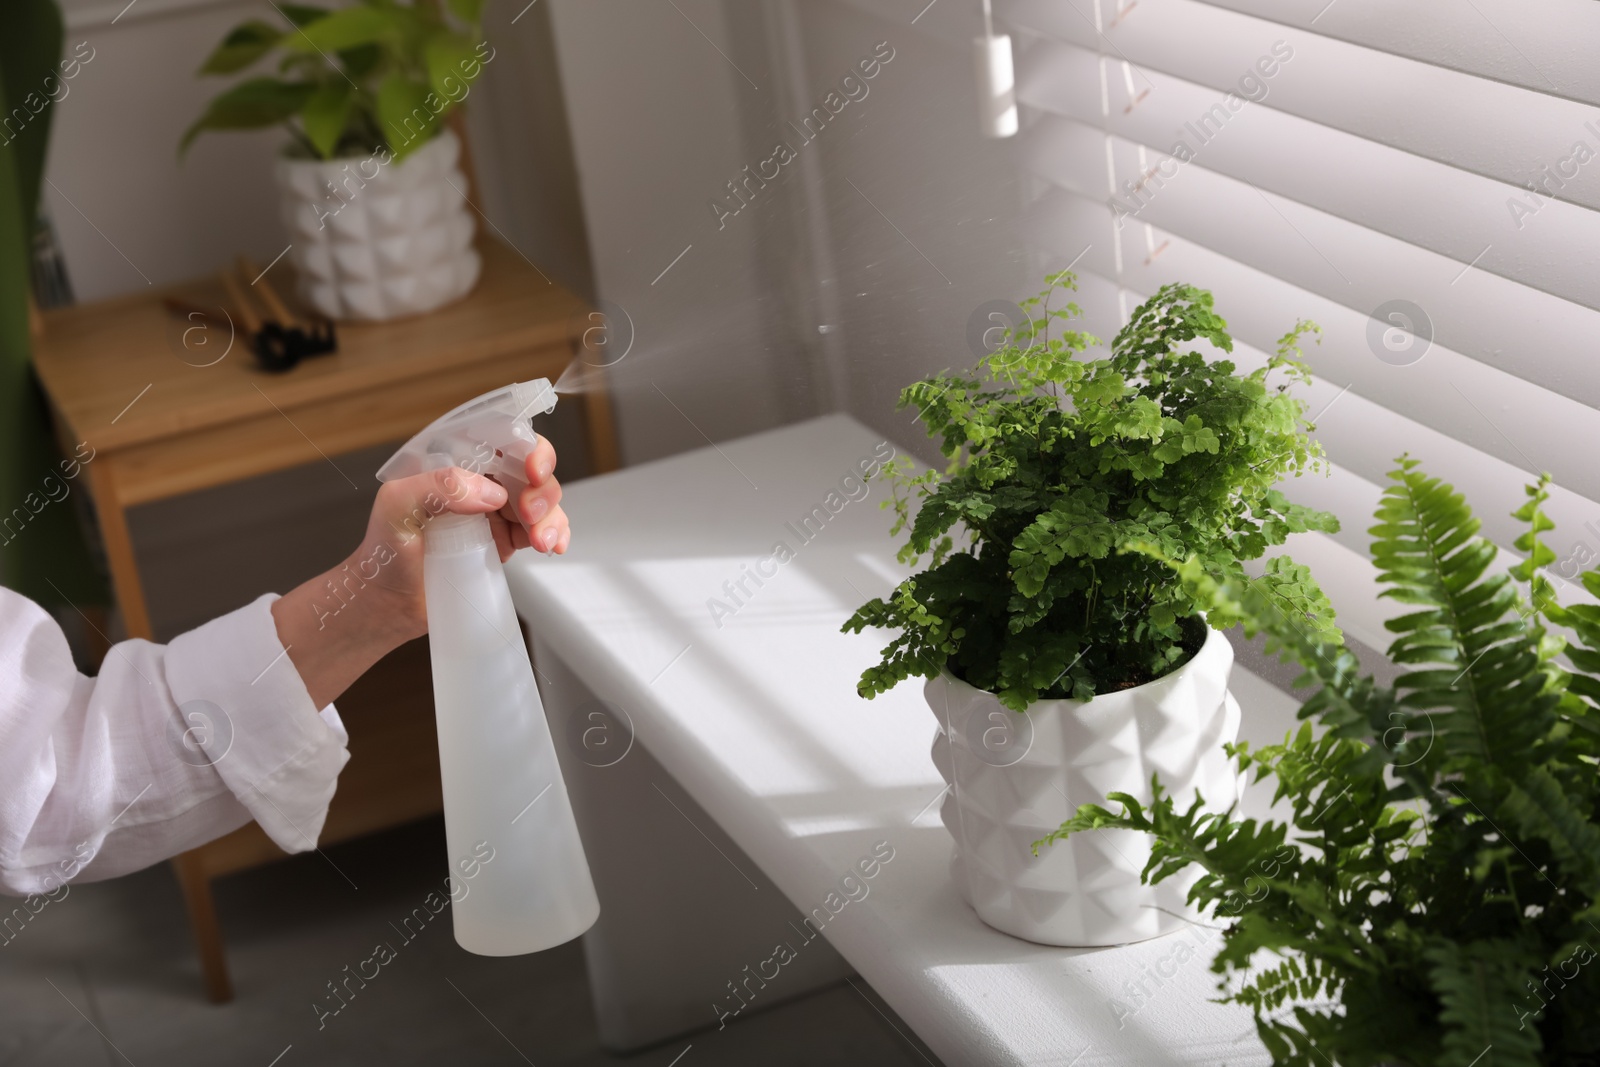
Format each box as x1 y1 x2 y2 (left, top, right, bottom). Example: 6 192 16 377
1500 767 1600 895
1425 941 1543 1067
1373 461 1560 775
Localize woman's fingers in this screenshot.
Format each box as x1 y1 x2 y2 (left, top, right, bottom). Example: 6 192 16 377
490 493 566 554
368 466 569 561
505 482 563 554
523 503 568 554
375 467 507 547
433 467 506 514
494 498 541 545
412 441 563 558
380 467 506 515
488 513 515 563
515 480 562 526
525 436 558 487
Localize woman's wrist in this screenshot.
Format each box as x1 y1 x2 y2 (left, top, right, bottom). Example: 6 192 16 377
271 552 419 709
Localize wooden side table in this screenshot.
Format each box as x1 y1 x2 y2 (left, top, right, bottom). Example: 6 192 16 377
31 237 619 1002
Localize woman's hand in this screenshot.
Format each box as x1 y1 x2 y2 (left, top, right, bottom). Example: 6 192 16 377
270 438 569 708
481 436 571 563
353 435 570 640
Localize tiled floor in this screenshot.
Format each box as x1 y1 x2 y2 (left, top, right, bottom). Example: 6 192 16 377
0 817 941 1067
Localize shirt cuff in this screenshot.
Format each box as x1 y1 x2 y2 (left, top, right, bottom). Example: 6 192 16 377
163 593 349 854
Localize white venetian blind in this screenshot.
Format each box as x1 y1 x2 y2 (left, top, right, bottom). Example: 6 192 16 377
995 0 1600 645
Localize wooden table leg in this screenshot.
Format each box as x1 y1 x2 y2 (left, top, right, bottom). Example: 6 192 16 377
172 851 233 1003
80 604 111 668
83 459 154 641
85 459 237 1002
581 376 621 475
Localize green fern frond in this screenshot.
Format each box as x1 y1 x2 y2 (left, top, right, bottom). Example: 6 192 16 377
1499 768 1600 896
1426 941 1544 1067
1374 460 1561 776
1043 460 1600 1066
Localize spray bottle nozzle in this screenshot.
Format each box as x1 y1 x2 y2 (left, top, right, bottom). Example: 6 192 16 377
376 379 558 504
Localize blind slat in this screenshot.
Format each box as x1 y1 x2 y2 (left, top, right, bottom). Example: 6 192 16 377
1005 0 1600 204
1021 115 1600 411
1029 193 1600 515
1014 37 1600 311
1183 0 1600 107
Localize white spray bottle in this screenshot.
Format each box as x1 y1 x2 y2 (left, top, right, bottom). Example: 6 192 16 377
376 379 599 955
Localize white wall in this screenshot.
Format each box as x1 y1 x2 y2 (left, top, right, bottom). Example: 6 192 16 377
48 0 291 300
784 0 1035 450
543 0 798 466
544 0 1036 467
465 0 596 300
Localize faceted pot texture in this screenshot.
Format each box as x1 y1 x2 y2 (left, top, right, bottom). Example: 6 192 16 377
274 129 481 322
926 625 1242 947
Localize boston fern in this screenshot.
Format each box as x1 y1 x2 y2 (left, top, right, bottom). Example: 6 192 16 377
843 273 1338 710
1041 463 1600 1066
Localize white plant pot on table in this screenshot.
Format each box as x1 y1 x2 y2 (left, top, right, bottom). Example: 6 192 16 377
275 128 481 322
926 625 1242 947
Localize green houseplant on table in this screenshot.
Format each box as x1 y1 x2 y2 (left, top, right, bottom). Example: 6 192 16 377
183 1 496 321
1041 468 1600 1065
844 273 1338 945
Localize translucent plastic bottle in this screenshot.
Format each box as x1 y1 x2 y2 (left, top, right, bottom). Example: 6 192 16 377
423 511 599 954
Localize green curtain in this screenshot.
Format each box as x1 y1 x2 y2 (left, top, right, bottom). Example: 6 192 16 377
0 0 107 607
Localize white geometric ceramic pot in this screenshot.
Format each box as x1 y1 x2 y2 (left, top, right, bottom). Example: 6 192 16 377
926 625 1242 947
274 128 481 322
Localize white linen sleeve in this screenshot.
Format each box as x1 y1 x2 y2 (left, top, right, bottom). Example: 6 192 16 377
0 588 349 897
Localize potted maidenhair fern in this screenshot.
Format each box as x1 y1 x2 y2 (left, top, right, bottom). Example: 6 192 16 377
1043 467 1600 1065
844 275 1338 946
